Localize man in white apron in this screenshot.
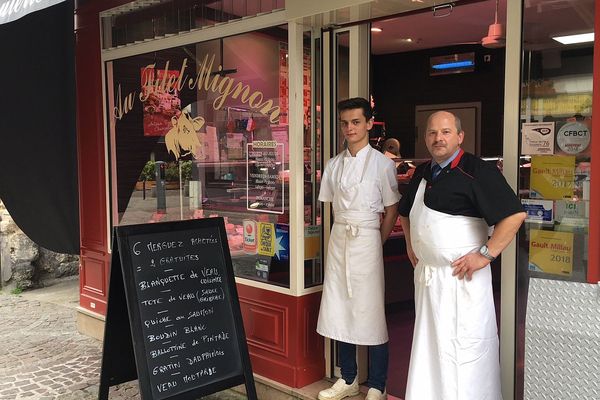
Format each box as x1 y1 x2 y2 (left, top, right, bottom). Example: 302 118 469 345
317 98 400 400
399 111 525 400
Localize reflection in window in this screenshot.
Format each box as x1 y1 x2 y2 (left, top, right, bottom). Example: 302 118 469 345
101 0 286 49
516 1 594 399
304 33 322 288
107 26 297 288
519 47 592 282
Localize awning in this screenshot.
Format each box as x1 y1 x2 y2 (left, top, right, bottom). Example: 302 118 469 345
0 0 79 254
0 0 65 25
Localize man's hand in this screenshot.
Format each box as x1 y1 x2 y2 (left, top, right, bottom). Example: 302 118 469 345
406 243 419 268
451 252 490 280
380 203 399 244
452 211 526 280
399 216 418 268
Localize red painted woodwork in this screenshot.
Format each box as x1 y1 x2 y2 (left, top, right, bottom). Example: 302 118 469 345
589 0 600 284
75 0 131 314
237 284 325 388
74 2 326 388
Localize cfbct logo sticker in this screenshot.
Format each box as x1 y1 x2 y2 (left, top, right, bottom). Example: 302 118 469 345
557 121 590 155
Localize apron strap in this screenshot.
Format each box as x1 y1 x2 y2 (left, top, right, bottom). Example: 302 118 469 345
343 224 358 298
335 146 375 298
417 263 433 287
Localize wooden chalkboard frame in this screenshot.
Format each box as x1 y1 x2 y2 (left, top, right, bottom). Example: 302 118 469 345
98 218 257 400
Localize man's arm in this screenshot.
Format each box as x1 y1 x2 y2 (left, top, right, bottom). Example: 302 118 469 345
381 203 399 244
452 211 526 280
400 215 418 268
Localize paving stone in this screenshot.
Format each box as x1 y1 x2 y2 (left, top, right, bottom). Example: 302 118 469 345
0 290 247 400
20 384 40 391
69 383 88 391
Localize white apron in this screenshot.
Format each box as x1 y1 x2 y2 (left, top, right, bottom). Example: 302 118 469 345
405 179 501 400
317 148 388 345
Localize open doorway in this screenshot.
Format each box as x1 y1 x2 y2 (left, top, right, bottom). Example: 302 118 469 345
368 1 507 397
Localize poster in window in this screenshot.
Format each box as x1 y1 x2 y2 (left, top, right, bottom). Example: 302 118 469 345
521 199 553 223
258 222 275 257
521 122 554 155
304 225 320 260
271 125 289 163
246 140 285 214
226 133 244 160
141 67 181 136
530 155 575 200
528 229 574 276
274 224 289 261
200 126 219 162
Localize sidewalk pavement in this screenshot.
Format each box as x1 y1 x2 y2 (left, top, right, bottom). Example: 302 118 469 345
0 277 246 400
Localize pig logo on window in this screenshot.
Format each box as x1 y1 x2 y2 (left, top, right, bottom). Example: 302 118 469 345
165 111 205 160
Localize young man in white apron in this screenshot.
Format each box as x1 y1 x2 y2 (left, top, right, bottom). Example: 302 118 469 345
399 111 526 400
317 98 400 400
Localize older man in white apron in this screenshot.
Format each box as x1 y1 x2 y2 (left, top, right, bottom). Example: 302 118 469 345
317 98 400 400
399 111 525 400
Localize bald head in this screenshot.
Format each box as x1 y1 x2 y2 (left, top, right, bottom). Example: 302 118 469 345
426 111 462 134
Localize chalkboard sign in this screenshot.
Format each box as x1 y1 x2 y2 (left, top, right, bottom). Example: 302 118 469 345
99 218 257 400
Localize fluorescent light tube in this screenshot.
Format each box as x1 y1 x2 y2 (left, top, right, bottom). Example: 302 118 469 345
431 60 474 70
552 32 594 45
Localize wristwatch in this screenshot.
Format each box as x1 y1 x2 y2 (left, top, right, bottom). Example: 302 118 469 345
479 245 496 261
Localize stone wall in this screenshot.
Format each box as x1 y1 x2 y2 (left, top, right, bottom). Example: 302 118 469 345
0 200 79 290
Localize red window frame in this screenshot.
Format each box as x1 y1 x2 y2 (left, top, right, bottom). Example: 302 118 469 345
588 3 600 284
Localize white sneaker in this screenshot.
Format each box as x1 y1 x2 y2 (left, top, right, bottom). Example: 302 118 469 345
318 378 359 400
365 388 387 400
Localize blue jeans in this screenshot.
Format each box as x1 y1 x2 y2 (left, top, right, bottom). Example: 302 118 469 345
338 341 388 392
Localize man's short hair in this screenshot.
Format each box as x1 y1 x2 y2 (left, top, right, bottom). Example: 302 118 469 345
427 111 463 133
454 114 462 133
338 97 373 121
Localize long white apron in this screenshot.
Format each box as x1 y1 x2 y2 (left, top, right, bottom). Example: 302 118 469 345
317 149 388 345
405 179 501 400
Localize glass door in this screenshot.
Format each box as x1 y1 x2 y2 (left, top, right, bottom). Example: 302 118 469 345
515 1 596 399
321 22 371 382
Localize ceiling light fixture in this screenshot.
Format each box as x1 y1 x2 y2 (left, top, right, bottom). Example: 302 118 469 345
482 0 505 48
432 60 475 70
371 27 382 32
430 52 475 76
433 3 452 18
552 32 594 45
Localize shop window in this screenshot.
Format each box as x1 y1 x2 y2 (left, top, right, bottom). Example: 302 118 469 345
516 1 594 398
304 33 322 288
518 31 593 280
106 26 297 288
101 0 286 49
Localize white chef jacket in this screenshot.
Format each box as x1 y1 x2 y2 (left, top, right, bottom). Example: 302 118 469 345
317 145 400 345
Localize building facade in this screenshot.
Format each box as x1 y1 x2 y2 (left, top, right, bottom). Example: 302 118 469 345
74 1 600 399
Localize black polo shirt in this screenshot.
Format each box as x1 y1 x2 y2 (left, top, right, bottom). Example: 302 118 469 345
398 150 523 226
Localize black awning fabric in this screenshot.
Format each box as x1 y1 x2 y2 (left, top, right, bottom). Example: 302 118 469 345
0 0 79 254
